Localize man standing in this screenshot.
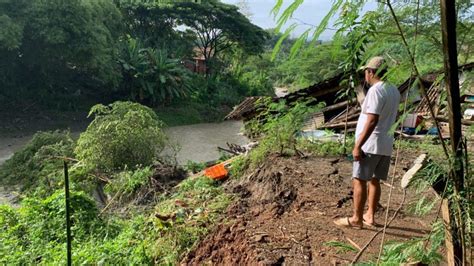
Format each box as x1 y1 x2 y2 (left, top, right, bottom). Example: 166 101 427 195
334 56 400 229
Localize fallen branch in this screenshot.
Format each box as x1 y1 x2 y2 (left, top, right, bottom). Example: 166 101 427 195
99 190 121 216
346 237 362 251
217 146 238 155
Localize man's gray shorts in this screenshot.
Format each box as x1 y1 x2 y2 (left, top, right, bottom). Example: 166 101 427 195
353 153 391 181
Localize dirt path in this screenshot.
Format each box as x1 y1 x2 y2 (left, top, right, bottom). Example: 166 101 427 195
183 152 437 265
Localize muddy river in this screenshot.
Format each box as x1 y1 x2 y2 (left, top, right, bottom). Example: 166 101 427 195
0 120 248 205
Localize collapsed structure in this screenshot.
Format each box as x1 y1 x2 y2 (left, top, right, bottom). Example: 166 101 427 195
226 63 474 138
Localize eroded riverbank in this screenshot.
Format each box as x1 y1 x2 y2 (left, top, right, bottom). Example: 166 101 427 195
0 120 247 205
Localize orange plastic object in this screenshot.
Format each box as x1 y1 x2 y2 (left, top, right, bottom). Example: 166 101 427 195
204 163 228 180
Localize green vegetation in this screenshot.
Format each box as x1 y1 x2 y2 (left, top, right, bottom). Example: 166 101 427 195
0 191 105 264
1 0 473 264
0 176 230 264
0 100 232 264
0 0 271 124
232 98 352 176
0 0 122 108
324 240 358 254
0 131 74 191
119 38 193 104
185 160 207 174
105 166 154 197
76 101 167 171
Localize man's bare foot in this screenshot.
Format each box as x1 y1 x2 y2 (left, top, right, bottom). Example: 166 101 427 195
363 213 375 226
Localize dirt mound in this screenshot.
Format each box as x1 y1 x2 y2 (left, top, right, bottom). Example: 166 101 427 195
183 221 259 265
182 153 435 265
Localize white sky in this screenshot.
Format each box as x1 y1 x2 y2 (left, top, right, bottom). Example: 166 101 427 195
222 0 379 40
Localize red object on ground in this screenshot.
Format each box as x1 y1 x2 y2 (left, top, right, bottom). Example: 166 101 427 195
204 163 228 180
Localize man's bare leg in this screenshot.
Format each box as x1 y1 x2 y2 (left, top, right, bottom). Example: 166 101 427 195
350 178 367 226
364 178 381 225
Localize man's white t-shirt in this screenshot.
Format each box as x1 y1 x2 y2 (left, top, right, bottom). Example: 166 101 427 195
355 81 401 156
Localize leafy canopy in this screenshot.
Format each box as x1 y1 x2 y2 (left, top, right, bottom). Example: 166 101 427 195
0 0 122 104
171 0 268 73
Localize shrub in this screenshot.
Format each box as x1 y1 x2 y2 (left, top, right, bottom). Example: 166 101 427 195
0 131 74 189
75 101 167 171
104 166 153 196
237 99 323 173
0 190 104 264
23 190 102 242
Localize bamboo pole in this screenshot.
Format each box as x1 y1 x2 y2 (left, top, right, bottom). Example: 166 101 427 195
64 161 72 266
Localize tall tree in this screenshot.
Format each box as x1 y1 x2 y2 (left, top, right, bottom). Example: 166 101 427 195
118 1 195 57
172 0 268 74
0 0 123 105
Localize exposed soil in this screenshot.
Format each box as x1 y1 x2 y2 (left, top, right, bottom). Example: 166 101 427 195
183 151 438 265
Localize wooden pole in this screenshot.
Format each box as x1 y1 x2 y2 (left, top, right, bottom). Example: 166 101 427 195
440 0 464 264
64 161 72 266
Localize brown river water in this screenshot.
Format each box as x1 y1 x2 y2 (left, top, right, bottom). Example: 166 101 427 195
0 120 248 205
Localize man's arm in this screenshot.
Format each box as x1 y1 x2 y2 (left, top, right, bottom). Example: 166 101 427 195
353 113 379 161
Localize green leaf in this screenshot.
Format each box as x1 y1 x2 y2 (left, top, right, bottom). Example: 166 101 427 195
309 0 344 44
272 23 297 61
289 28 310 60
270 0 284 18
274 0 304 33
159 75 166 84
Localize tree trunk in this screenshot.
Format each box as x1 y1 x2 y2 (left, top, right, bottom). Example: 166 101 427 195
439 0 465 264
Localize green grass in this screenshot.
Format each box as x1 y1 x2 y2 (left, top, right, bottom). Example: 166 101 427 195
324 240 358 254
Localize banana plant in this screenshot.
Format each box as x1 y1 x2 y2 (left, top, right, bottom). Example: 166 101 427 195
119 37 192 105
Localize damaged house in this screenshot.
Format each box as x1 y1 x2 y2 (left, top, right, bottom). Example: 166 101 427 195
225 62 474 138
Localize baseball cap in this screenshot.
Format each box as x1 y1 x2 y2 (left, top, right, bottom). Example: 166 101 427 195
359 56 387 71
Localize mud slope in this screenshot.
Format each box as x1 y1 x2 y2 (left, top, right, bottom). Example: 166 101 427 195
183 153 435 265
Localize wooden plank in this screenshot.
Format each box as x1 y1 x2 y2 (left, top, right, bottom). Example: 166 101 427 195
318 121 358 129
435 116 474 125
401 154 427 189
330 112 360 125
441 199 456 266
320 100 351 113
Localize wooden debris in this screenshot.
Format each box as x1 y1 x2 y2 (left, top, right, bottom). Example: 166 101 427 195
441 199 456 266
401 154 428 189
318 121 358 129
436 116 474 125
227 142 247 154
217 146 238 155
224 96 263 120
